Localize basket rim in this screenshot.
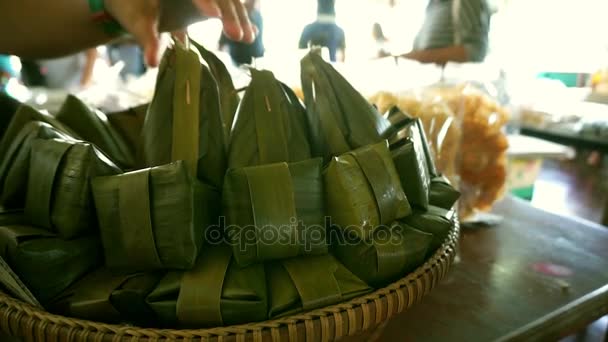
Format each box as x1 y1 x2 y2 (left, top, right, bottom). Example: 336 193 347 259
0 218 460 341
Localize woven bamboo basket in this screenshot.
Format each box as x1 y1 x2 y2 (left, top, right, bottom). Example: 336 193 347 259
0 219 459 342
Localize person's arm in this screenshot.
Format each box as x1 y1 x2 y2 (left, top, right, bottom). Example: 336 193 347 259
0 0 256 67
80 48 98 88
402 0 489 64
336 27 346 62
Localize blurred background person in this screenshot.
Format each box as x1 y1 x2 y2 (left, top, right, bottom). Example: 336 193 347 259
108 38 146 80
372 22 391 58
219 0 264 66
299 0 345 62
402 0 491 64
35 48 99 89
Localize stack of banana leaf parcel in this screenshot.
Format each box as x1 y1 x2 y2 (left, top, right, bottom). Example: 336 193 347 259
0 41 459 328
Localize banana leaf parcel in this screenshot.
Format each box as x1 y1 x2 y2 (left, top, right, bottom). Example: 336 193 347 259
56 94 135 169
191 39 239 144
0 225 102 304
0 92 21 140
390 137 431 210
0 211 27 226
0 104 76 161
24 139 121 239
324 141 411 241
400 206 455 256
378 106 415 139
92 160 219 272
143 41 227 189
300 51 391 161
386 117 437 177
332 223 433 287
146 245 267 328
223 158 326 267
106 104 148 168
49 268 162 325
429 175 461 210
267 254 371 318
228 68 311 169
0 121 72 208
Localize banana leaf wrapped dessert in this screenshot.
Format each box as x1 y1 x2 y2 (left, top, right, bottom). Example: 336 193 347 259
0 210 27 226
224 158 326 266
429 175 461 210
106 104 148 168
0 225 102 304
49 268 162 325
191 39 239 144
332 223 433 287
300 51 391 161
92 160 219 272
267 254 371 318
0 92 20 139
0 121 73 208
228 68 311 169
56 95 135 169
391 137 431 210
24 139 121 239
146 245 267 327
0 105 76 160
143 40 227 189
400 206 455 255
324 141 411 241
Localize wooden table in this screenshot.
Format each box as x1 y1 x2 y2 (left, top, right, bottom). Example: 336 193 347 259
355 196 608 341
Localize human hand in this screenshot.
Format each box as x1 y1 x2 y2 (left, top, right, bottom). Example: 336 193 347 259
104 0 256 67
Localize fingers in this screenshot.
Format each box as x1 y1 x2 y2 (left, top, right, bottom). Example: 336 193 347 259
215 0 243 41
191 0 222 18
231 0 255 43
132 16 161 67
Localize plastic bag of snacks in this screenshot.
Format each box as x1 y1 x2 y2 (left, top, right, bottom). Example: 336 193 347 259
369 83 509 219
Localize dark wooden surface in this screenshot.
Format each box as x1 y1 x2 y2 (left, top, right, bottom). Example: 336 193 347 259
352 196 608 342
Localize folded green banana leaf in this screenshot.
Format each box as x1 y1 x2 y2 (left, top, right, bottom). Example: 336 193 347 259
0 211 27 226
399 206 455 256
332 222 433 287
92 160 219 272
386 117 437 178
190 39 239 145
281 82 313 144
106 104 148 168
267 254 371 318
300 51 390 161
49 268 162 325
324 141 411 241
56 95 135 169
0 92 21 140
147 245 267 328
429 175 461 210
0 121 73 209
0 225 102 304
0 105 77 162
0 254 41 307
390 137 431 210
24 139 121 239
228 68 311 169
223 158 326 266
143 41 227 189
379 106 415 141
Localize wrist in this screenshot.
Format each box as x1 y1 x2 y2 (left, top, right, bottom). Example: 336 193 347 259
89 0 126 36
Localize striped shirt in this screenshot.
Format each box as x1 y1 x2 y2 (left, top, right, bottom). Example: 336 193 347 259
413 0 491 62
